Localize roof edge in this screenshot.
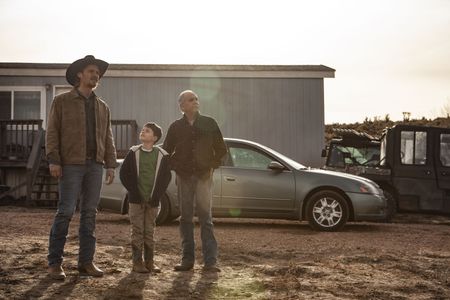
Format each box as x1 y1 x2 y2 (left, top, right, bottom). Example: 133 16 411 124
0 63 335 78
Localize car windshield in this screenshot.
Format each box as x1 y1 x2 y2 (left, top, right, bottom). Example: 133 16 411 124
328 144 380 167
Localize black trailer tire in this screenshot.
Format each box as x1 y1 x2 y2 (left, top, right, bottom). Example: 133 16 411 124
306 190 349 231
383 190 397 223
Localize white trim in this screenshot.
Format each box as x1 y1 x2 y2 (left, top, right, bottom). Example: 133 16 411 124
0 68 335 78
11 90 14 118
0 68 65 77
0 86 47 128
52 85 72 98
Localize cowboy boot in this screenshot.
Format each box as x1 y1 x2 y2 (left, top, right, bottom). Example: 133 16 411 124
78 262 104 277
132 245 149 273
144 245 161 273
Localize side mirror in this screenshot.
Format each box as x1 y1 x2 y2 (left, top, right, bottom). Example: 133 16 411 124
268 161 285 171
321 149 327 157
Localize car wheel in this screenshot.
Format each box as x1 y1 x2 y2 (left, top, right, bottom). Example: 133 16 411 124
121 196 129 215
383 190 397 223
306 190 349 231
156 194 171 226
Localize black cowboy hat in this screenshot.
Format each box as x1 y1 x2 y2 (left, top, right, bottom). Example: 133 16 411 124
65 55 109 86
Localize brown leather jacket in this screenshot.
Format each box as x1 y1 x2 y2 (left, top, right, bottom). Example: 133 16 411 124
46 89 117 168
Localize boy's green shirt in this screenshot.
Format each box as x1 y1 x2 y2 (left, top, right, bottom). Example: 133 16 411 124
138 147 158 202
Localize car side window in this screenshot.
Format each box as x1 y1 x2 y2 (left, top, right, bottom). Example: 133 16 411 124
440 134 450 167
228 146 273 169
400 131 427 165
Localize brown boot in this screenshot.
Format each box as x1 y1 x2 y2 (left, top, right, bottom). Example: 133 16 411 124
48 264 66 280
145 261 161 273
133 261 150 273
132 245 149 273
78 262 104 277
144 245 161 273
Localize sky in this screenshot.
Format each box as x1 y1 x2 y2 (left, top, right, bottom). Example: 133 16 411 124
1 0 449 124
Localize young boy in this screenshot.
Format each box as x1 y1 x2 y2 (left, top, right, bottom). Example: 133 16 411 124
119 122 171 273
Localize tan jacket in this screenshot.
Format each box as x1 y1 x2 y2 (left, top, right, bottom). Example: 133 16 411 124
46 89 117 168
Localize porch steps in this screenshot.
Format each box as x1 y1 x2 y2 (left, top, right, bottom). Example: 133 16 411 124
30 160 59 207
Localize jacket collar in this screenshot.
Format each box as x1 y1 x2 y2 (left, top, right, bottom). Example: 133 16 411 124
182 112 200 124
69 88 97 100
130 144 168 156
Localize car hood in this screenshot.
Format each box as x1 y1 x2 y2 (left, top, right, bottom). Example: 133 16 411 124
300 167 381 188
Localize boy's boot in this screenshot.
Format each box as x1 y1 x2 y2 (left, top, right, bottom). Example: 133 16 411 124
132 245 149 273
144 245 161 273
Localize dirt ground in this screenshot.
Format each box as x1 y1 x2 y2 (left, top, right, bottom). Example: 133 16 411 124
0 206 449 300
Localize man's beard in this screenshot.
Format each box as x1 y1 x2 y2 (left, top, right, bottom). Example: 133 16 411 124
87 78 99 89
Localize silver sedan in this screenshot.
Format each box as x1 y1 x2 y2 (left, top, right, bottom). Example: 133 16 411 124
99 138 387 231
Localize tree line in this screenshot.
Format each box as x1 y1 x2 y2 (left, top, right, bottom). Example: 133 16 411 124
325 116 450 143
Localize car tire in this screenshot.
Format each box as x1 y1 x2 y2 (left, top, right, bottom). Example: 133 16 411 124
156 194 171 226
122 196 129 215
306 190 349 231
383 190 397 223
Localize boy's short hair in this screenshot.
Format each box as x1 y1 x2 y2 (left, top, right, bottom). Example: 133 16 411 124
144 122 163 143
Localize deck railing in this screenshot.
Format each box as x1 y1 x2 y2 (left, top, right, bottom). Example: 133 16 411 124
0 119 43 162
0 119 137 162
111 120 139 159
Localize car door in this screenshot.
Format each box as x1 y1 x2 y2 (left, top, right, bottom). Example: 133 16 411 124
99 161 127 212
434 128 450 212
220 142 296 214
393 128 440 211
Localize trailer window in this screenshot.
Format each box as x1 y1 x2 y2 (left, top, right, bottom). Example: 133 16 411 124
440 134 450 167
400 131 427 165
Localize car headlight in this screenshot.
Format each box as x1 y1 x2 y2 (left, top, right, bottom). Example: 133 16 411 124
359 183 381 194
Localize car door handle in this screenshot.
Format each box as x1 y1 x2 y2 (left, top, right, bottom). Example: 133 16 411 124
442 171 448 176
224 176 235 181
424 170 432 175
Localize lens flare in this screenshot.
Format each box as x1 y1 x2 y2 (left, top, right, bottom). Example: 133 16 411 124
228 208 241 217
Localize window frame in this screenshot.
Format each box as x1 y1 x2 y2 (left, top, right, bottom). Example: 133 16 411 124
53 85 72 98
225 143 287 170
440 133 450 167
400 130 427 166
0 86 47 128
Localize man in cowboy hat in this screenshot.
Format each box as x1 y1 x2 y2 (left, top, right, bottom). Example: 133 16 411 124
46 55 117 279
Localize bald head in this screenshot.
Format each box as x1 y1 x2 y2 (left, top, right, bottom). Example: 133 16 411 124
178 90 198 104
178 90 200 114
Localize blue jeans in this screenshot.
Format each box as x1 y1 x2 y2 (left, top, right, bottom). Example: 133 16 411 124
48 160 103 267
177 173 217 266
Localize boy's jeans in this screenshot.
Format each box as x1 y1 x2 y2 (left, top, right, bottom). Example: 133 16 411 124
129 202 158 251
48 160 103 267
177 173 217 266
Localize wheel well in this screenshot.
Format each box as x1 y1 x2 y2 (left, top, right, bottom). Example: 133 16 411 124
377 183 397 204
301 186 355 221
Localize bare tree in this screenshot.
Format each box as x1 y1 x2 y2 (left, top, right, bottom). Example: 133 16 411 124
441 97 450 118
402 112 411 121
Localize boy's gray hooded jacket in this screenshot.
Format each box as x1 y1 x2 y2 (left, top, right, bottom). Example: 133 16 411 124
119 145 171 207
